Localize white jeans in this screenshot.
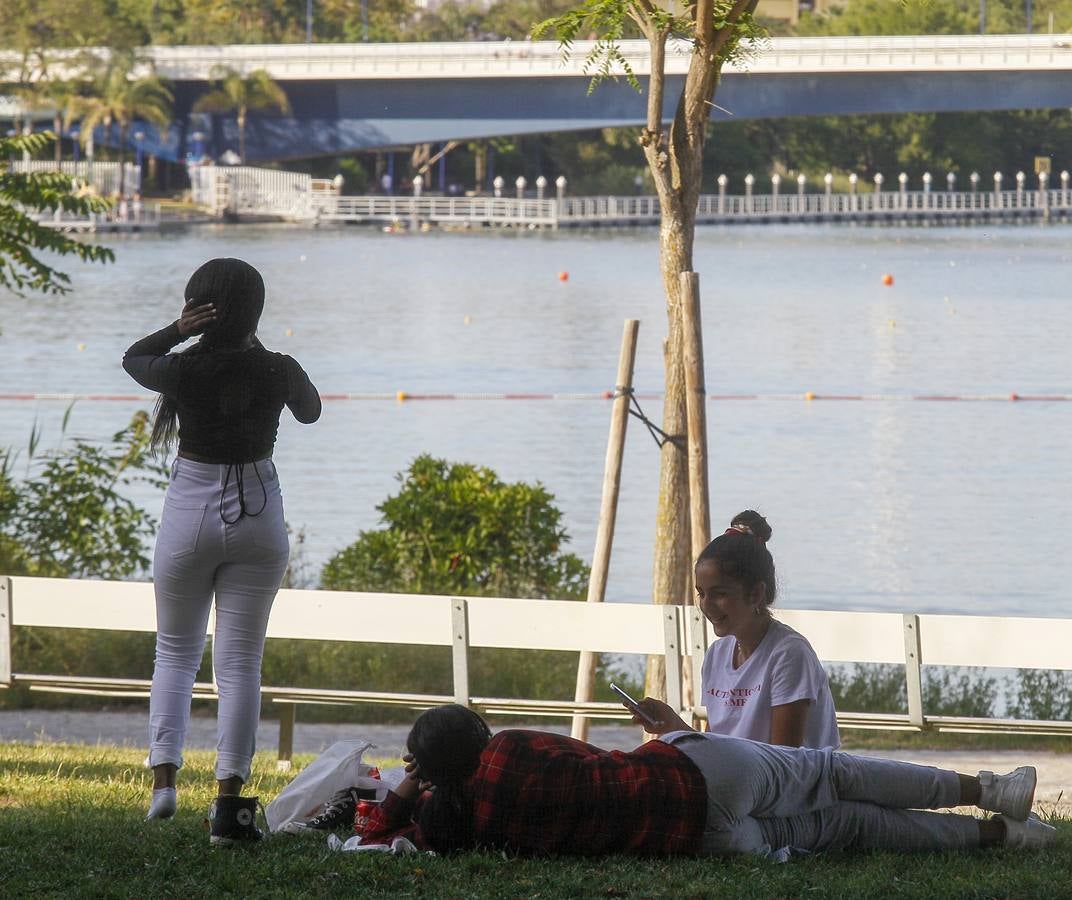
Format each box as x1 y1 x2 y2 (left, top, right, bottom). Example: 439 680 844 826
663 731 979 856
148 457 289 781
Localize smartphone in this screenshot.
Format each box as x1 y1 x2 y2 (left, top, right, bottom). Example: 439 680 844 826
610 682 658 727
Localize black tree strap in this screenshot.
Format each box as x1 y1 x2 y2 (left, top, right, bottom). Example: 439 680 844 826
615 386 684 450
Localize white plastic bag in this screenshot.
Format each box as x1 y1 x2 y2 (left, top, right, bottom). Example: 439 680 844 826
266 739 379 833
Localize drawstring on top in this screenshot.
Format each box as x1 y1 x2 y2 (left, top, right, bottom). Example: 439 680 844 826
219 460 269 524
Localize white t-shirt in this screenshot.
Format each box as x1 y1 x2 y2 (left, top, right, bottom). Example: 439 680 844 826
701 619 840 750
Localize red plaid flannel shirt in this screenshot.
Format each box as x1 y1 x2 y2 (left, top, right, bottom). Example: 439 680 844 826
365 730 706 856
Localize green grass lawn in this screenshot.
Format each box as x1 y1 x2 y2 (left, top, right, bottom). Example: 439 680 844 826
1 742 1069 899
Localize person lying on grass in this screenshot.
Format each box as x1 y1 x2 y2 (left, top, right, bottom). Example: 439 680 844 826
362 704 1055 858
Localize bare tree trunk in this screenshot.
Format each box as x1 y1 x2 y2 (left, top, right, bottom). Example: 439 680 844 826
635 0 758 706
54 114 62 165
643 207 695 705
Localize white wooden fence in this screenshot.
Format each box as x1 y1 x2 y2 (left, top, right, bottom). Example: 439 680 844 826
3 575 1072 766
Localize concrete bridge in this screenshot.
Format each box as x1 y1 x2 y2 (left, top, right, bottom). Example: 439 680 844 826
5 34 1072 162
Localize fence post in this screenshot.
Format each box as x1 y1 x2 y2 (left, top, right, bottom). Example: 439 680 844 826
663 607 683 715
688 605 707 717
451 599 471 706
277 706 295 771
903 614 925 729
0 577 11 686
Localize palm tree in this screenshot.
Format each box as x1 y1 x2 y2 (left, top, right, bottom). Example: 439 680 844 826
11 48 79 167
192 67 291 165
67 52 173 199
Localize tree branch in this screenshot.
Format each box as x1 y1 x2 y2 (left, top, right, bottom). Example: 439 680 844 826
712 0 759 57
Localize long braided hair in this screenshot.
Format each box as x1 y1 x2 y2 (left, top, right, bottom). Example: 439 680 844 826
149 258 266 454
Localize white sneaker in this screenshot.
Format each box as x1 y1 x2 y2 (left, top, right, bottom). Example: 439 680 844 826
978 766 1036 821
1002 813 1056 850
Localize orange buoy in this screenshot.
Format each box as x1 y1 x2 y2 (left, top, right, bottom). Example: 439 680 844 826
558 271 569 282
805 391 816 401
1009 393 1020 402
882 274 894 286
602 390 613 399
396 390 408 402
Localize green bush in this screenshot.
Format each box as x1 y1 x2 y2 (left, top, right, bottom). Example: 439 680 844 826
321 454 589 600
1006 669 1072 721
827 663 996 718
0 410 166 579
302 455 603 720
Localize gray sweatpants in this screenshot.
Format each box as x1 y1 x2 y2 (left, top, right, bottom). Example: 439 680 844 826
661 731 980 856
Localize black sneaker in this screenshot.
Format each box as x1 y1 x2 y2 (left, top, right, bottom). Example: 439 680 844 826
302 787 377 831
208 795 264 846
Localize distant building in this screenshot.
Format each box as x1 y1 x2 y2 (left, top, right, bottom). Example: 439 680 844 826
756 0 848 25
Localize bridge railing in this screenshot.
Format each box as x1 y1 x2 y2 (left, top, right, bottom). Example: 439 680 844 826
124 33 1072 81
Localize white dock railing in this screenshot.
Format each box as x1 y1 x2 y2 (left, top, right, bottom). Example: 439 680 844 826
27 202 161 233
188 164 326 219
188 165 1072 227
8 160 142 197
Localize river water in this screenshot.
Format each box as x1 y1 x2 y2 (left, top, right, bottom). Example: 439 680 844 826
1 222 1069 618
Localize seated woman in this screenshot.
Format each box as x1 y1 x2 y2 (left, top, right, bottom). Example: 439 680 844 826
363 704 1055 858
634 510 840 749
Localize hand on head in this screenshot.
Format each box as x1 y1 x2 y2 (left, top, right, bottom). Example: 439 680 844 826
177 299 216 337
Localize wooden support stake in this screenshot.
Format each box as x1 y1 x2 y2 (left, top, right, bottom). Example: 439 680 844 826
571 319 640 741
277 704 295 771
680 271 710 715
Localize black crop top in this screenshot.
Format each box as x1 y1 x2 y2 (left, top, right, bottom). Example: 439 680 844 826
123 322 321 463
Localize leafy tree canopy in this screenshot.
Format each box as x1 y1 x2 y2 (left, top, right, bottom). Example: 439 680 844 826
796 0 1072 36
0 132 114 296
0 410 167 579
321 454 590 600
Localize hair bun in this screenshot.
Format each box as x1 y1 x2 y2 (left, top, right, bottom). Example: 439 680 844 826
730 510 772 544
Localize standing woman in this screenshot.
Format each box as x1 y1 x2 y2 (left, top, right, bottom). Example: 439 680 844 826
123 258 321 842
633 510 840 749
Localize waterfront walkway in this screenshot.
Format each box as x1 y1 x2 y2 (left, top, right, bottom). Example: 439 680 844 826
2 708 1069 811
189 164 1072 229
